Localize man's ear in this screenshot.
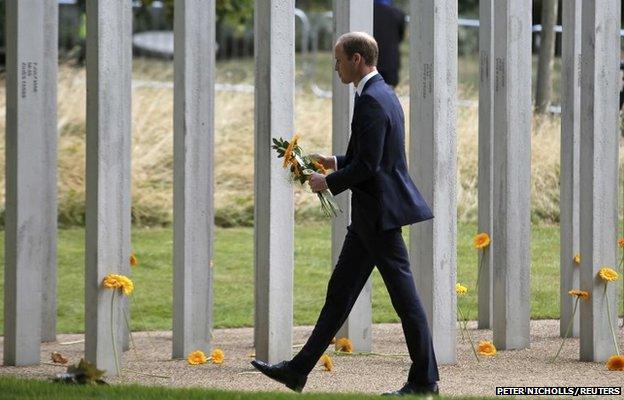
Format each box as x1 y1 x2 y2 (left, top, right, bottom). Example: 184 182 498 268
352 52 362 65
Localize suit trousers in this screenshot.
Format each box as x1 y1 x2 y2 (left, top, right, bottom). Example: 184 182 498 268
288 226 439 385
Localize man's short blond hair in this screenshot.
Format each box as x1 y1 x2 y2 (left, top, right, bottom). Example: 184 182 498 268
336 32 378 67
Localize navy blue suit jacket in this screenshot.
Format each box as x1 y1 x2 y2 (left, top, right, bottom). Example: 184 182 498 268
325 74 433 233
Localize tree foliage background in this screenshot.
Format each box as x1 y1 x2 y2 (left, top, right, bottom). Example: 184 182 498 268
139 0 481 29
141 0 253 29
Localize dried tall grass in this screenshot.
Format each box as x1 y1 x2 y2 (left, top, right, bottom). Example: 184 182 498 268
0 59 620 227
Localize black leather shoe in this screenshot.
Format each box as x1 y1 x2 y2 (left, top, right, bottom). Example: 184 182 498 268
250 360 307 393
382 382 439 397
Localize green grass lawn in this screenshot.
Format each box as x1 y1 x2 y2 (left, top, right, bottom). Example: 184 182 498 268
0 223 622 334
0 376 494 400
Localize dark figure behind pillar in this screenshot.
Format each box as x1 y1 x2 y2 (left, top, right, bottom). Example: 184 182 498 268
373 0 406 88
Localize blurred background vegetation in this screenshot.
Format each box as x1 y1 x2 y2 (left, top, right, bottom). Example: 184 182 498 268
0 1 620 228
0 1 584 62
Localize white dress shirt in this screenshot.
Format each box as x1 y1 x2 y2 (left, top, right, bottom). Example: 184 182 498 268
332 70 379 171
355 69 379 96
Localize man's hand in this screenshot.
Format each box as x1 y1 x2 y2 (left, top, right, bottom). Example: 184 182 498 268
309 172 329 193
309 153 337 171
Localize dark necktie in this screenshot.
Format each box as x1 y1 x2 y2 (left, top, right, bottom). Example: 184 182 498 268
354 91 360 104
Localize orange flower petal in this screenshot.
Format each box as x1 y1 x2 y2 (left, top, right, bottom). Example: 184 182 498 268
211 349 224 364
335 337 353 353
478 340 497 356
474 233 491 249
320 354 333 371
455 283 468 296
606 355 624 371
598 267 619 282
187 350 207 365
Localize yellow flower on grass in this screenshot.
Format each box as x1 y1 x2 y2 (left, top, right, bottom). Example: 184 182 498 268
606 355 624 371
474 233 491 249
187 350 207 365
478 341 497 356
573 254 581 264
320 354 333 371
102 274 134 295
129 253 138 267
335 337 353 353
618 238 624 248
568 289 590 301
211 349 224 364
455 283 468 296
598 267 619 282
283 133 301 168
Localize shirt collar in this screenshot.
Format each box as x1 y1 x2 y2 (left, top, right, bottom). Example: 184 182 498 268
355 70 379 96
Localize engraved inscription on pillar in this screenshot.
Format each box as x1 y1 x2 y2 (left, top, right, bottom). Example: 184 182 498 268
480 51 489 83
576 53 582 88
422 63 432 99
495 58 505 93
21 61 39 99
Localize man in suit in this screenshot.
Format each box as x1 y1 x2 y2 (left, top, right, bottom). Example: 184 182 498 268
251 32 439 397
373 0 406 87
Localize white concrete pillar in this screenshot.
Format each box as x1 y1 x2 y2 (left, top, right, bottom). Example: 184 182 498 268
3 0 57 366
491 0 532 351
477 0 494 330
332 0 373 353
560 0 582 339
409 0 458 364
579 0 621 362
254 0 295 363
84 0 132 375
172 0 215 359
41 0 59 345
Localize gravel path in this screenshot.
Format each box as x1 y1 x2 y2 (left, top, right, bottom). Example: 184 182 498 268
1 319 623 397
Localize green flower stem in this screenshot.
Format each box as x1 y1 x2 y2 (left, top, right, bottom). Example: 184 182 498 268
620 255 624 328
123 368 170 379
41 362 66 368
462 315 470 336
456 298 466 341
121 306 137 352
110 290 121 375
475 248 485 296
457 304 479 363
331 350 410 358
552 297 579 363
470 247 486 341
604 284 621 356
343 352 410 358
458 317 465 341
130 296 160 353
366 352 409 357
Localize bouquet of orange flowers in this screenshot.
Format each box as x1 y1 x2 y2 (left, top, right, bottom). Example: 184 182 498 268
272 134 342 218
